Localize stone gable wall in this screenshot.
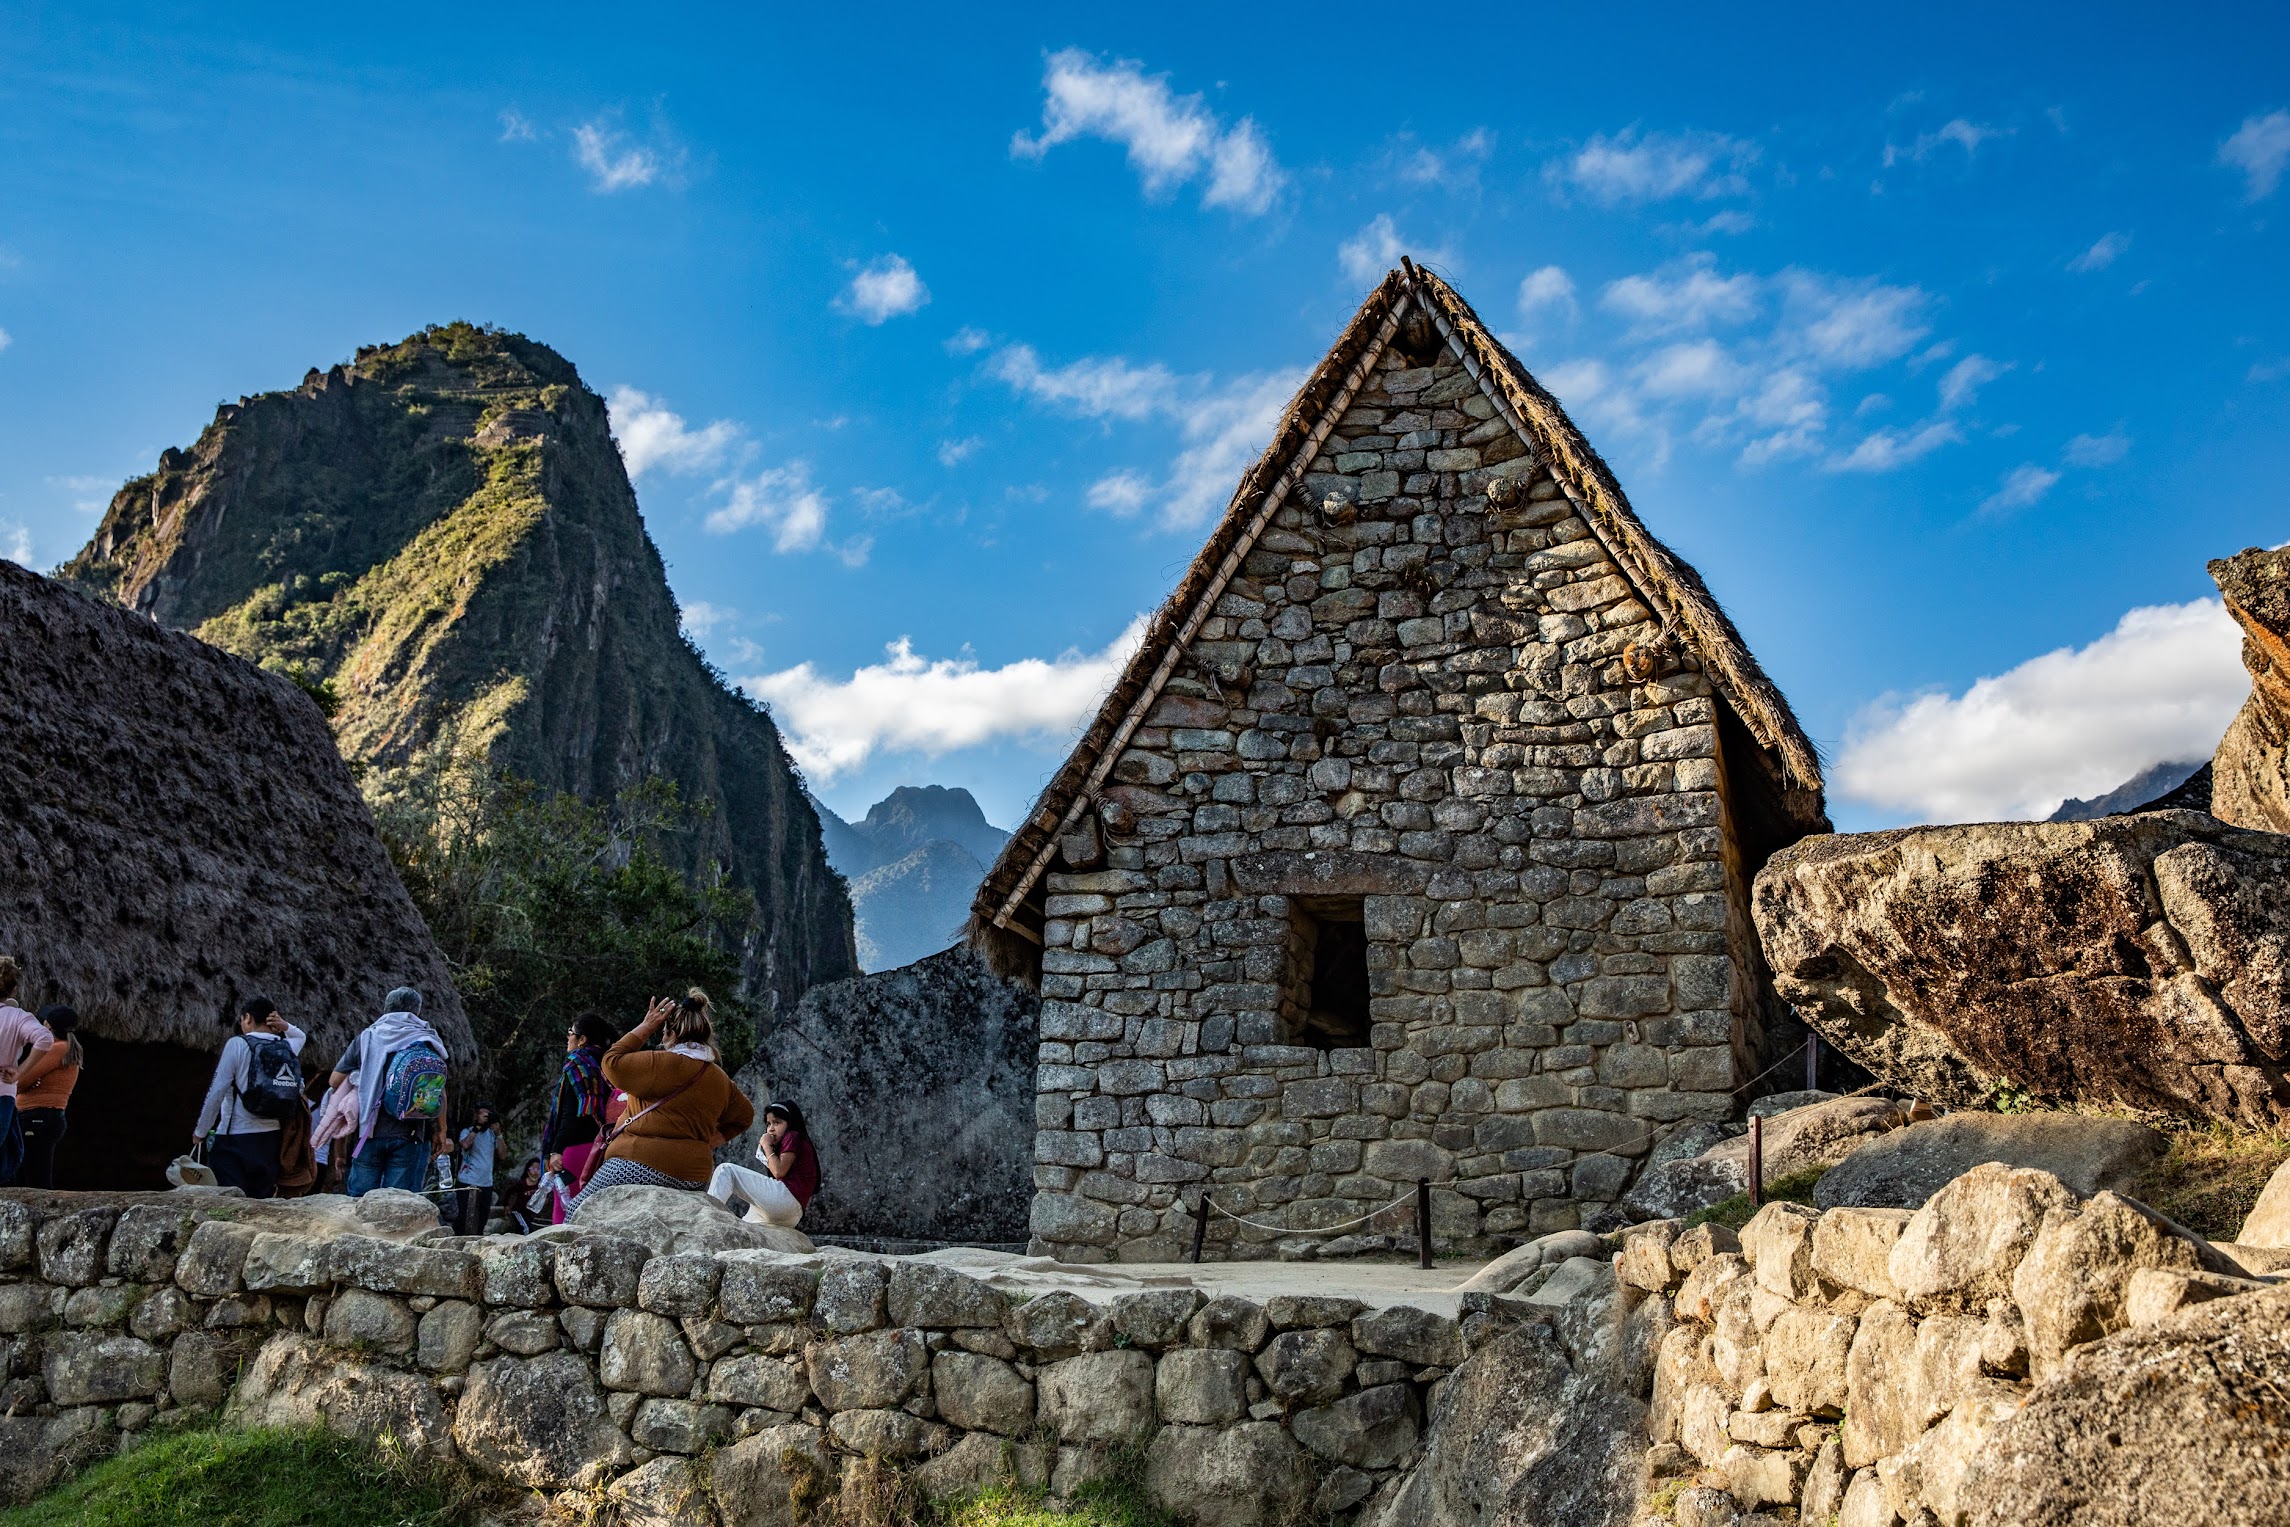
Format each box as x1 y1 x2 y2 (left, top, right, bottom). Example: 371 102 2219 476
1031 343 1757 1261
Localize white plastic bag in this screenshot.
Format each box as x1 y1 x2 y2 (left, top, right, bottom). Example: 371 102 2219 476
167 1149 218 1188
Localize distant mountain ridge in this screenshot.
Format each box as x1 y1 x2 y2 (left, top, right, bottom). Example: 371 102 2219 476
2048 759 2210 822
61 322 858 1012
814 786 1010 971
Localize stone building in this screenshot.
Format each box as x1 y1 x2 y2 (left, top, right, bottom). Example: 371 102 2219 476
970 264 1828 1262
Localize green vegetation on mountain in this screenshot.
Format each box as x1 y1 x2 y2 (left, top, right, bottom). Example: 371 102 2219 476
64 322 857 1014
376 760 757 1120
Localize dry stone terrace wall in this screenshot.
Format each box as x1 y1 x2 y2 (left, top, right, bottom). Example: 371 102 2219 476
1033 342 1761 1262
0 1191 1500 1525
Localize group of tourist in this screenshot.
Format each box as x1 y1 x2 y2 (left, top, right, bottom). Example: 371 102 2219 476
0 959 820 1237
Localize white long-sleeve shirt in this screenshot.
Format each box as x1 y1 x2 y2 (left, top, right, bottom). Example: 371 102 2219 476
194 1024 307 1137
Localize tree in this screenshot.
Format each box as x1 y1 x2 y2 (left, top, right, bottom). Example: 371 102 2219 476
373 761 756 1131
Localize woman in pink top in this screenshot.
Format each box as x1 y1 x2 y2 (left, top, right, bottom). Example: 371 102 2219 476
0 957 59 1186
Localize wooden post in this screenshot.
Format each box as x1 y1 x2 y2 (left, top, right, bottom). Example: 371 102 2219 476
1806 1033 1820 1092
1190 1194 1211 1264
1416 1178 1433 1270
1748 1116 1764 1209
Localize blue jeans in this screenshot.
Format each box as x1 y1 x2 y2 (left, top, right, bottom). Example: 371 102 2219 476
346 1134 429 1197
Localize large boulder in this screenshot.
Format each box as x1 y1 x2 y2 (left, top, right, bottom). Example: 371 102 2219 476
1960 1284 2290 1524
1753 814 2290 1126
569 1185 813 1257
1813 1113 2164 1210
1621 1096 1906 1221
2236 1156 2290 1247
1359 1287 1646 1527
455 1351 632 1487
2210 545 2290 833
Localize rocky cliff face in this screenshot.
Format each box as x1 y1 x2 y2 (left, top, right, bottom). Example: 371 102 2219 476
61 323 857 1011
2210 544 2290 833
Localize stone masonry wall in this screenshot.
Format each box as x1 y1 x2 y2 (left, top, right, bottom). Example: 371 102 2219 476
0 1191 1501 1525
1032 340 1753 1261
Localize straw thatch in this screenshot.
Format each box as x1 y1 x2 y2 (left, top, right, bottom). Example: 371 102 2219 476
0 559 473 1066
970 264 1825 968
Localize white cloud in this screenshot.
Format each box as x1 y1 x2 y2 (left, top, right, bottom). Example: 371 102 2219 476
607 386 745 479
1835 598 2246 822
0 523 28 566
572 119 671 193
2221 110 2290 201
2063 430 2132 467
498 110 536 143
1338 215 1413 285
2068 232 2130 272
0 328 11 353
1125 369 1304 528
1776 271 1931 369
746 616 1150 780
1551 127 1757 205
986 345 1180 421
945 327 993 355
50 474 115 513
1634 339 1746 400
936 436 982 467
2249 357 2290 384
679 600 734 636
1978 462 2062 513
705 463 830 552
1011 49 1284 215
1395 128 1494 192
838 255 930 325
1825 420 1963 473
1884 118 2003 167
1517 265 1576 320
1600 253 1760 337
1936 353 2008 412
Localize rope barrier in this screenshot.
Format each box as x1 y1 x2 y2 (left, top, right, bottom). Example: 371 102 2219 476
1204 1189 1418 1237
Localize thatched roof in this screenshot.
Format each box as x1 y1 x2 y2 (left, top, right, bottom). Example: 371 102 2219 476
0 560 474 1066
970 264 1826 962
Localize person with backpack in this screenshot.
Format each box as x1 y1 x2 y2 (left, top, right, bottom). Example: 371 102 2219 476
327 985 450 1198
191 996 308 1199
16 1005 84 1190
565 989 752 1214
540 1012 617 1225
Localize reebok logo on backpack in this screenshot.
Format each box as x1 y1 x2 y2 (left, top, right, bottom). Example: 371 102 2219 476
381 1043 447 1121
237 1033 306 1121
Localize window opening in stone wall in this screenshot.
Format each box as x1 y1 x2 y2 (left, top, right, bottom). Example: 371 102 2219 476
1283 895 1371 1049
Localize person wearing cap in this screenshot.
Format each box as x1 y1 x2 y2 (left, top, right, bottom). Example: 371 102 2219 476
455 1101 503 1234
327 985 451 1197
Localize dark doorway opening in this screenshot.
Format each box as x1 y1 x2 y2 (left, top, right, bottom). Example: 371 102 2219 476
53 1034 222 1190
1284 896 1371 1049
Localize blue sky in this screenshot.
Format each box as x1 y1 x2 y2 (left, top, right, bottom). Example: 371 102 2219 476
3 2 2285 831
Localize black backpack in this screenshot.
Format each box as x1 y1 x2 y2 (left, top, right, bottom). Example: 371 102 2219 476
236 1033 305 1121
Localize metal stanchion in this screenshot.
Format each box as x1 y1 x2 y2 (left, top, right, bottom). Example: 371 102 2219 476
1190 1194 1211 1264
1416 1178 1433 1270
1806 1033 1820 1092
1748 1115 1764 1209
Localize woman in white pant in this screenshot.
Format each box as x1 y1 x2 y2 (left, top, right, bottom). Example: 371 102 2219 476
708 1099 819 1227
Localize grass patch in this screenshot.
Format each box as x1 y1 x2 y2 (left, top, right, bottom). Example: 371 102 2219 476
1685 1166 1828 1231
2130 1120 2290 1241
942 1478 1175 1527
0 1425 495 1527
